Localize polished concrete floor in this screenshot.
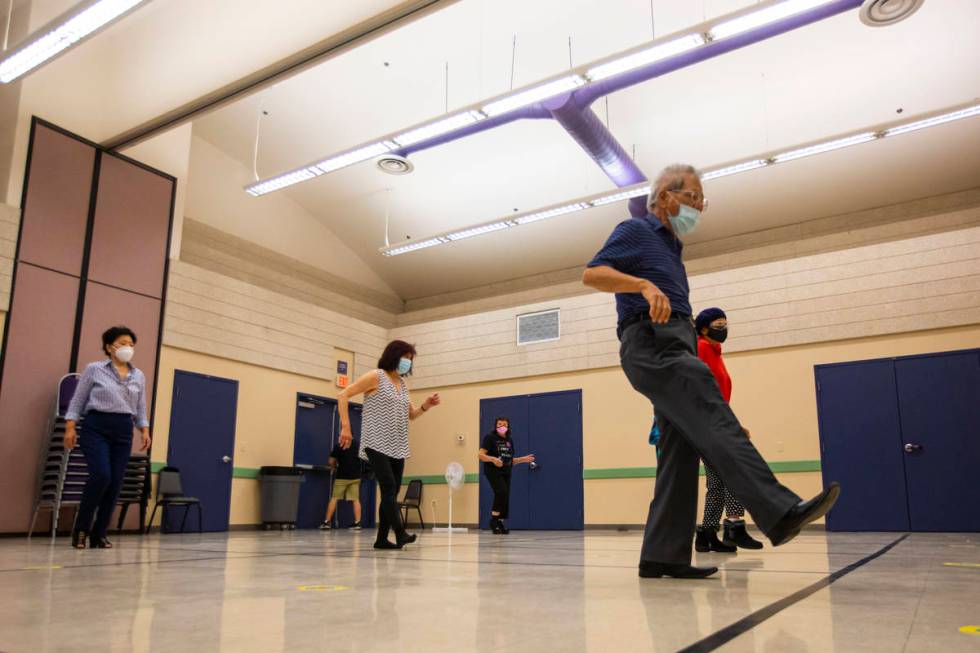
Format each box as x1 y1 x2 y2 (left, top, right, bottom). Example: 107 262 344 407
0 528 978 652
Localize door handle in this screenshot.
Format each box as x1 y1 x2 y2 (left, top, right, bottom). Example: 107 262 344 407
221 455 232 463
903 443 922 454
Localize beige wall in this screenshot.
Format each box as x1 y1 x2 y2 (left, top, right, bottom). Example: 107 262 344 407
390 224 980 390
186 134 398 299
402 324 980 526
0 203 18 312
151 345 341 525
163 260 388 382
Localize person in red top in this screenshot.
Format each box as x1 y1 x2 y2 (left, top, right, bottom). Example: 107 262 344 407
694 307 764 553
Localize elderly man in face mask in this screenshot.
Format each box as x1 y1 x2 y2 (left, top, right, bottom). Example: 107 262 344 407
583 164 840 579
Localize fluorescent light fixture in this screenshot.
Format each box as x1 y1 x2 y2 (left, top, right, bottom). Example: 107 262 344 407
514 202 591 225
883 104 980 137
708 0 836 41
445 221 514 241
701 159 769 180
245 167 321 197
482 75 586 117
591 187 651 206
377 102 980 255
382 238 446 257
587 34 706 82
772 132 878 163
0 0 149 84
394 111 485 147
315 141 394 174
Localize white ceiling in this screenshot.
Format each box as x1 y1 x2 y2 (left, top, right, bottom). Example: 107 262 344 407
193 0 980 300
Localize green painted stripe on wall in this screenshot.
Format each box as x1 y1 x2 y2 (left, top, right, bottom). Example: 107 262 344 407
151 462 261 479
585 460 821 480
403 473 480 485
154 461 820 484
583 467 657 480
408 461 821 484
768 460 822 473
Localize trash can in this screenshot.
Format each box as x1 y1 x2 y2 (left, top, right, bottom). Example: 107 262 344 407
259 466 304 530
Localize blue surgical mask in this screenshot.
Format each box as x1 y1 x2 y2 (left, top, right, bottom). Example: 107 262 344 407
669 204 701 236
397 358 413 376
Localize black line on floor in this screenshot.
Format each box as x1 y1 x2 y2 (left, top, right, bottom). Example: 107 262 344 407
678 533 910 653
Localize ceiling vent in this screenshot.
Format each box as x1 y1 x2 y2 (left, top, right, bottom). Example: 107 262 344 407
376 154 414 175
859 0 924 27
517 309 561 346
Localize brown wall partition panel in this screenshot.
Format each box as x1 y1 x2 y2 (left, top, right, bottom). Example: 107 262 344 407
17 125 96 276
76 282 162 442
0 264 80 533
87 155 172 298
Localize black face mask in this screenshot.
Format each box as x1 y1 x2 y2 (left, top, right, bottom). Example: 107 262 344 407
706 327 728 343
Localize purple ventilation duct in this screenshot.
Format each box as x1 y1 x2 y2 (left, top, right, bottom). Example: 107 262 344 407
393 0 863 216
575 0 863 105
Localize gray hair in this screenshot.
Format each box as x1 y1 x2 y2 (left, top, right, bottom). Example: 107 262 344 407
647 164 701 211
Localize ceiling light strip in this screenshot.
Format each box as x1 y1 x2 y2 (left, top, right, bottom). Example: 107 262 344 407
246 0 857 197
707 0 837 41
380 102 980 256
0 0 149 84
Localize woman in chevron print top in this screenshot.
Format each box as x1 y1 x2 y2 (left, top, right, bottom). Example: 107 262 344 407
338 340 441 549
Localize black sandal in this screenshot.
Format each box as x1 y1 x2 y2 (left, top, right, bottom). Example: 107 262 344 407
92 537 113 549
71 531 87 549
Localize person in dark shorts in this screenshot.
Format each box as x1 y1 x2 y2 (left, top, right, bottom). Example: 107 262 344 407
479 417 535 534
321 438 362 530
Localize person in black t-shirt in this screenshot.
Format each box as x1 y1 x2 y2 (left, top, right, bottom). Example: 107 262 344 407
320 440 362 530
478 417 535 534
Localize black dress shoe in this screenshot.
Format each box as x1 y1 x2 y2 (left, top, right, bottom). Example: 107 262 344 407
395 532 417 548
639 562 719 579
769 482 841 547
373 540 399 550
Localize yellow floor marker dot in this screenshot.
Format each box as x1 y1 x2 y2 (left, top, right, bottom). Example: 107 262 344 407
959 626 980 636
944 562 980 569
22 565 62 570
296 584 351 592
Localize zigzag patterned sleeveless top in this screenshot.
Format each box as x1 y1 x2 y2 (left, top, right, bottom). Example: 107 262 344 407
359 369 411 460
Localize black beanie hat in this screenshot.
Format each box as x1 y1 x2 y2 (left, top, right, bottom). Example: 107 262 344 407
695 307 727 334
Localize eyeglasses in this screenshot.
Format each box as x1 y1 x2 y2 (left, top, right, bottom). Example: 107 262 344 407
669 189 709 211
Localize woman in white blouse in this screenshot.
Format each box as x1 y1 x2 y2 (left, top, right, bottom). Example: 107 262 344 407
338 340 440 550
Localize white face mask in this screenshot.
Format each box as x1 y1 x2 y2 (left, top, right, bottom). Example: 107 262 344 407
114 346 135 363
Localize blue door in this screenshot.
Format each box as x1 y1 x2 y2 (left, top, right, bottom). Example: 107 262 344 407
815 360 909 531
166 370 238 532
527 391 583 530
479 396 530 530
895 350 980 532
816 348 980 532
293 394 372 529
479 390 583 530
293 395 334 529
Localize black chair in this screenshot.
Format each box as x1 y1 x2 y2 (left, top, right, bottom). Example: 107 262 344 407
398 479 424 529
146 466 203 534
